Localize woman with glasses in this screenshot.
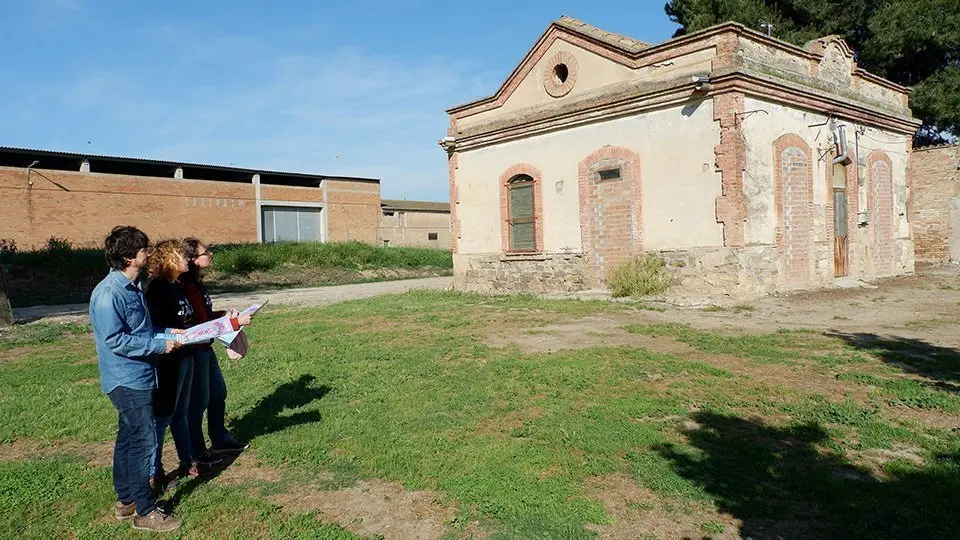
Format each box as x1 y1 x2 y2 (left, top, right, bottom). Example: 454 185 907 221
182 238 252 460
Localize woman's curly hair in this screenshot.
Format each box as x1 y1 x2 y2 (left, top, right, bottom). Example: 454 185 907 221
147 239 186 282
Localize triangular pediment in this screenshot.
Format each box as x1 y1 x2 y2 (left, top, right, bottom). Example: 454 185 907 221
448 17 645 119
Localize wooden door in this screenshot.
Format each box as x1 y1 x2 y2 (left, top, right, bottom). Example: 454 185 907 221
834 188 848 277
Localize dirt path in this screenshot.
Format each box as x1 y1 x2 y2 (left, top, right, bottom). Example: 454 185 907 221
11 276 453 323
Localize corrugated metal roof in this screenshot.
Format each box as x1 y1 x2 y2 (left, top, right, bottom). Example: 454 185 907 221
0 146 380 185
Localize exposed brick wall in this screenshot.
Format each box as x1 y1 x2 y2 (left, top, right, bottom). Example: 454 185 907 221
713 93 747 247
0 166 257 248
0 166 381 248
867 151 895 274
498 163 544 253
448 152 461 254
323 179 381 243
774 134 814 285
909 145 960 263
261 184 325 203
577 146 642 286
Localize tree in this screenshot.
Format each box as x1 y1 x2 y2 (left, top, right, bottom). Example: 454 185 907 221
664 0 960 145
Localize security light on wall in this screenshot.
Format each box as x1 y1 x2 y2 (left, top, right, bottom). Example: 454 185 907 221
692 75 711 93
438 136 457 152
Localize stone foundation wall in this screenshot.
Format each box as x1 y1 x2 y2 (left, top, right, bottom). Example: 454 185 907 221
454 240 914 299
654 246 779 298
453 252 586 293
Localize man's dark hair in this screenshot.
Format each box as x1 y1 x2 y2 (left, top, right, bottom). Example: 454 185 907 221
104 226 149 271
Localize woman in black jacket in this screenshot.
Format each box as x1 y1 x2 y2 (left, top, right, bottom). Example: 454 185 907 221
145 239 197 484
182 238 252 460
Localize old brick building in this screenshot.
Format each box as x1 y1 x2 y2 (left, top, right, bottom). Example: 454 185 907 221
909 143 960 263
0 147 382 248
442 17 920 297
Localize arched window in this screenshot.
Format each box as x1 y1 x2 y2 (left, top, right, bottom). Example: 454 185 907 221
507 174 535 251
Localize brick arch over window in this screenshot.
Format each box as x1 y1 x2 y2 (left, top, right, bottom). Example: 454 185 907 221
499 163 544 253
577 146 642 287
868 150 895 276
773 134 814 285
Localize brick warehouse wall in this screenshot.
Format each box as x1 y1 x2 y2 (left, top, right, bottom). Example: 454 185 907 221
0 166 257 247
0 166 382 248
323 179 381 243
909 145 960 263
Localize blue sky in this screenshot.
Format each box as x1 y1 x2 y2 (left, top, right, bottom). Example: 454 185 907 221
0 1 679 200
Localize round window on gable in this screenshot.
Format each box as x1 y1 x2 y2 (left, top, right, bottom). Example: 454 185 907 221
542 51 578 98
554 63 569 84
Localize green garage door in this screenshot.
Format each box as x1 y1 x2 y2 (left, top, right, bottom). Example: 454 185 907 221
262 206 324 242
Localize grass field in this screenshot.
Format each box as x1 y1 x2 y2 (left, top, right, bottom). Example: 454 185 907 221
1 241 452 308
1 290 959 538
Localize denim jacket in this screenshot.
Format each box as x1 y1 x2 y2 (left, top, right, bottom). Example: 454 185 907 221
89 270 168 394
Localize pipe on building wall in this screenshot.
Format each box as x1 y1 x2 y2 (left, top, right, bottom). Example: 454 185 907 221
833 124 850 165
25 160 38 187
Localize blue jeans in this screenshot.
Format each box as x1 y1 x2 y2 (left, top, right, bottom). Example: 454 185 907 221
107 386 158 517
153 354 195 475
189 348 231 455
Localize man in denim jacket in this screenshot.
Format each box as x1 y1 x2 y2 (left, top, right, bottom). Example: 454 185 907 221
89 226 182 533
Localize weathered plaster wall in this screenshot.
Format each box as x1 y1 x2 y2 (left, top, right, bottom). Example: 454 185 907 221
454 100 722 257
740 97 913 283
457 43 716 130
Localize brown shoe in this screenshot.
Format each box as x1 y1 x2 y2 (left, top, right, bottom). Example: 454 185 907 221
132 508 181 532
114 501 136 521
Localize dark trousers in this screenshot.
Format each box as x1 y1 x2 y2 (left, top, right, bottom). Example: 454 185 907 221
189 348 231 455
153 354 195 474
107 386 158 517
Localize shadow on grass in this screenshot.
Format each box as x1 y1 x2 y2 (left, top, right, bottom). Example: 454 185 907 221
825 332 960 392
168 374 329 511
656 412 960 539
230 374 329 442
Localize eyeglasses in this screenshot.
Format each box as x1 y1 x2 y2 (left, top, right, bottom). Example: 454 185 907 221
196 250 213 259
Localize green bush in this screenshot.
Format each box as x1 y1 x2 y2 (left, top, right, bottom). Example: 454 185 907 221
44 237 72 252
212 241 452 276
607 255 673 298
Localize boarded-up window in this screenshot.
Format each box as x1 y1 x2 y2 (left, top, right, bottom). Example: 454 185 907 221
508 175 535 251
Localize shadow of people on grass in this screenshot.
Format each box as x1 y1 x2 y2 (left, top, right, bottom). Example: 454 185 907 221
656 412 960 539
168 374 330 510
825 332 960 393
229 374 330 443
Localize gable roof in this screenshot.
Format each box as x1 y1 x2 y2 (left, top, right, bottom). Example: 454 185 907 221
447 16 910 117
553 15 649 54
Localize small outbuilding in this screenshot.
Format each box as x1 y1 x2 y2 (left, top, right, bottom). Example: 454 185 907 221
442 16 920 297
